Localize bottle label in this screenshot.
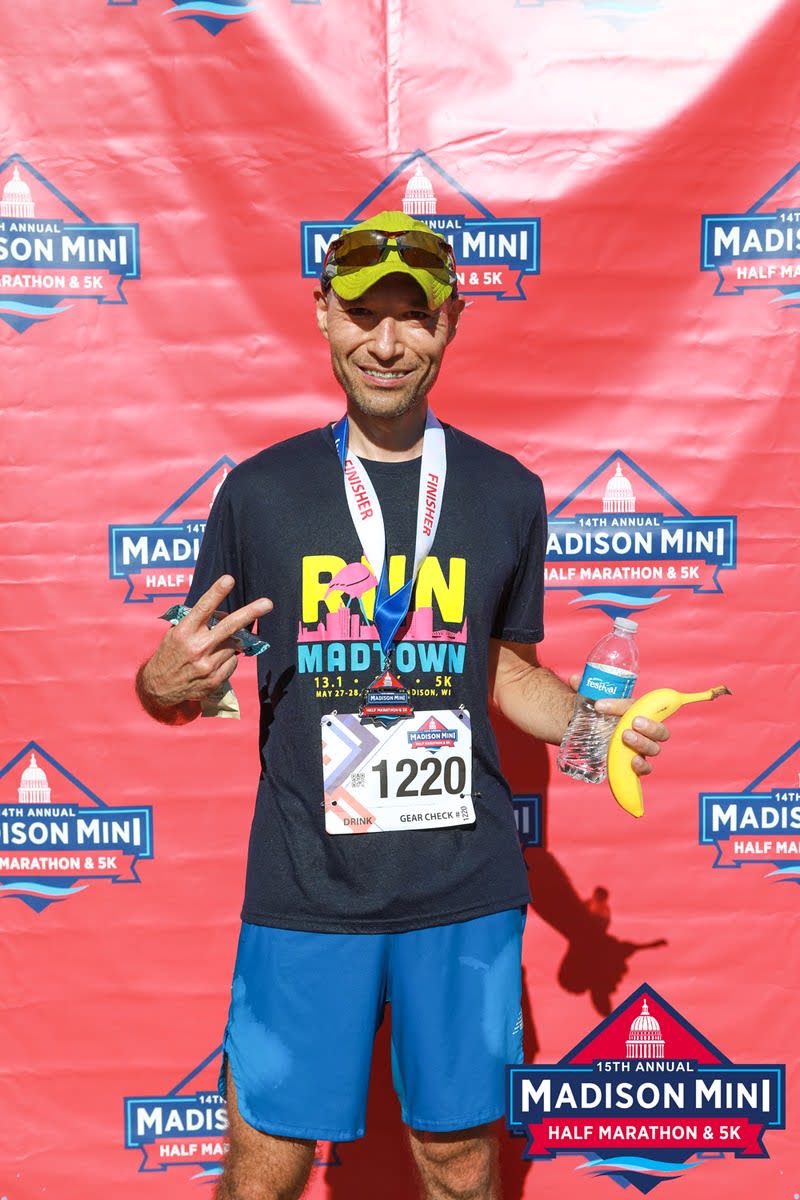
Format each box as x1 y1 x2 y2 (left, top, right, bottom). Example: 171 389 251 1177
579 662 636 701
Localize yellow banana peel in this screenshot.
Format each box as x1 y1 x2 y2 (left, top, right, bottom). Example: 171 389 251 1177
607 686 731 818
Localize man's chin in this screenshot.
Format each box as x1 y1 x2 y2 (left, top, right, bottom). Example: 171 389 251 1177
348 388 421 419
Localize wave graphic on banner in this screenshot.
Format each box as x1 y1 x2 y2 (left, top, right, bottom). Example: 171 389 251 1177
568 591 672 613
165 1 257 16
190 1166 223 1185
765 865 800 884
516 0 663 26
576 1153 707 1183
0 881 87 901
163 0 258 31
581 0 662 23
770 289 800 309
0 300 71 321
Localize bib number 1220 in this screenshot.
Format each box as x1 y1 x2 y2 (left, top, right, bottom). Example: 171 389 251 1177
371 755 468 799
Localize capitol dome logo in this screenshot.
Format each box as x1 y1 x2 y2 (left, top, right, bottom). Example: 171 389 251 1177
545 452 737 617
0 744 154 911
625 997 665 1059
507 983 785 1193
0 154 139 334
301 149 540 302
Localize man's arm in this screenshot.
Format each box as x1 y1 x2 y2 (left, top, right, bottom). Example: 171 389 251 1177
488 639 668 775
135 575 273 726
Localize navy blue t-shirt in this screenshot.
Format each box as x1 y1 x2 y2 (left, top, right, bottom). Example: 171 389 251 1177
186 422 546 933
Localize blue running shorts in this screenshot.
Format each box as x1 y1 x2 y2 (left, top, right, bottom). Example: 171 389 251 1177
221 907 526 1142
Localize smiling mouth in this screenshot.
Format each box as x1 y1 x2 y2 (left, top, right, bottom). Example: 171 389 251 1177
358 366 413 382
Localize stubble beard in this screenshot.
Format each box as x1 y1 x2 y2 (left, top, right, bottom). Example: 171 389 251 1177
332 357 428 423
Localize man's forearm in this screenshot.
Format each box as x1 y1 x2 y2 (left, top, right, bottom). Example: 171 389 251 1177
489 639 575 745
494 662 575 745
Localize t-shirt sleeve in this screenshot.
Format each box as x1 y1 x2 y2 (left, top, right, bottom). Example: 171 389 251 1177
490 473 546 644
185 473 246 614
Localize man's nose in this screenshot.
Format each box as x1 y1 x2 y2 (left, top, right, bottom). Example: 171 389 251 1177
371 316 401 359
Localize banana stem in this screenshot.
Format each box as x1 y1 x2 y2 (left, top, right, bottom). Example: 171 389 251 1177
683 686 732 704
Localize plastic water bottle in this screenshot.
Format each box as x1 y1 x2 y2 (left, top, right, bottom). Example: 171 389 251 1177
557 617 639 784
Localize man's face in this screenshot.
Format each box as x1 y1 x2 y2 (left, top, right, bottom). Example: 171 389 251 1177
315 275 462 421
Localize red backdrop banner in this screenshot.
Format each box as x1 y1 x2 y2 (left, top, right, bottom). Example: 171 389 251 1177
3 2 799 1197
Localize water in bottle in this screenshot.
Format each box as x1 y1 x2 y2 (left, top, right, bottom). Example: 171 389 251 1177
557 617 639 784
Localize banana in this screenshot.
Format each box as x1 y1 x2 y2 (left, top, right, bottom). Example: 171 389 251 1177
607 686 731 818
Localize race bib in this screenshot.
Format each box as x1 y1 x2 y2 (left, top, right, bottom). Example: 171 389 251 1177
321 709 474 834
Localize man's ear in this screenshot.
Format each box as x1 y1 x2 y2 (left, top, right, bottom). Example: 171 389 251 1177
445 296 465 344
314 287 330 340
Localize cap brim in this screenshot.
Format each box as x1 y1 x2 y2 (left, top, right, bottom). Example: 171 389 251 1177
329 259 453 309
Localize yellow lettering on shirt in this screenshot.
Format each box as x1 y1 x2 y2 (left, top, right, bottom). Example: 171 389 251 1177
301 554 466 625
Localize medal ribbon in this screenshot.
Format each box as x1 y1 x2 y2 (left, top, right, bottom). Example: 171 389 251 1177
332 409 447 660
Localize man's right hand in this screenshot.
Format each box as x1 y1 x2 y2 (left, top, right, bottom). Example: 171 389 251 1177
135 576 273 724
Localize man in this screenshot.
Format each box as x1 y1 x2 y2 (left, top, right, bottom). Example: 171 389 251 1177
136 211 667 1200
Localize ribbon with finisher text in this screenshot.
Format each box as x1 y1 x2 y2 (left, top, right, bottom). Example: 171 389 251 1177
332 409 446 661
324 411 476 828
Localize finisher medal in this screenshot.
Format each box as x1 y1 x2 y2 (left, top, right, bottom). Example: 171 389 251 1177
359 661 415 727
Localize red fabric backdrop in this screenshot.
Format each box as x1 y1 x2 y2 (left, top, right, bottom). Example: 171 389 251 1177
3 2 799 1196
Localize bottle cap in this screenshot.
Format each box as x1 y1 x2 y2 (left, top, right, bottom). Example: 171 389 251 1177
614 617 638 632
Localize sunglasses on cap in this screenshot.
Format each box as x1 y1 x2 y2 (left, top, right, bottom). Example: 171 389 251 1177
322 228 457 279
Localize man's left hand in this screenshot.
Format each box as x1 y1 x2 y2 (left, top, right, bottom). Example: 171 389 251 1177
568 674 670 778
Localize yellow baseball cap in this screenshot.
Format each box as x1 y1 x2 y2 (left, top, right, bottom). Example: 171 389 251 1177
321 210 457 308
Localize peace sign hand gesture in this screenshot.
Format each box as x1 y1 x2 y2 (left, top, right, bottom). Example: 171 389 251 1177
136 575 273 725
